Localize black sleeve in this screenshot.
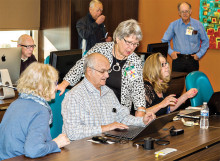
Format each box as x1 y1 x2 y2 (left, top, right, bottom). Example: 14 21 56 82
76 18 99 39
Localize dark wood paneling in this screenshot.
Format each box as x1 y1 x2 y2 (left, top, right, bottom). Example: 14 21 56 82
39 0 138 61
38 0 71 62
71 0 139 49
40 0 71 29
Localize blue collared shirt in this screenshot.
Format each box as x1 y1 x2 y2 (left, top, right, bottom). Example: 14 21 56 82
162 18 209 59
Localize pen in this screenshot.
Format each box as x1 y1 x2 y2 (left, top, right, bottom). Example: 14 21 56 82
105 32 108 38
167 106 170 114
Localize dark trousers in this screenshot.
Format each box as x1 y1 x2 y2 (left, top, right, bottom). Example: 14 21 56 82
172 54 199 74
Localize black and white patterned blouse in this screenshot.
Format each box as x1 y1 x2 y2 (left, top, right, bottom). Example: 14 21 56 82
64 42 146 111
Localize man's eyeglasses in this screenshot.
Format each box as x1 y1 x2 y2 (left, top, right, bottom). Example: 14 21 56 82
179 10 190 14
19 44 36 49
123 38 139 48
161 62 169 67
89 67 112 74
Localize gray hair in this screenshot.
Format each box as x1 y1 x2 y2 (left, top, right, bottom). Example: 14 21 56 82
89 0 102 8
17 34 33 45
178 2 191 11
113 19 142 43
83 54 96 73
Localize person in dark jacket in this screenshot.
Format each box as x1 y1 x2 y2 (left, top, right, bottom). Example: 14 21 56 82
76 0 112 55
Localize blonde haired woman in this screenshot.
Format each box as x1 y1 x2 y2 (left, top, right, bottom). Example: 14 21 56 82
143 53 197 116
0 62 70 160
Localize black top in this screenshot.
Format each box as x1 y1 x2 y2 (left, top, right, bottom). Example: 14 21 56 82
144 80 168 116
106 56 127 102
76 13 106 51
20 54 37 74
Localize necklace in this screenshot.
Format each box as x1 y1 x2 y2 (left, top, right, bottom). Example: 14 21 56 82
112 45 126 72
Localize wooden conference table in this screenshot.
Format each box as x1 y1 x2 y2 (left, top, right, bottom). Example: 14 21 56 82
0 92 18 122
6 115 220 161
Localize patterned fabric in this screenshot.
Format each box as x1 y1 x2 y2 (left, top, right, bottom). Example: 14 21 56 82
19 93 53 124
61 78 145 140
64 42 146 111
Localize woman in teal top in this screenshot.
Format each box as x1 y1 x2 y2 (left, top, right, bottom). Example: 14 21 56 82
0 62 70 160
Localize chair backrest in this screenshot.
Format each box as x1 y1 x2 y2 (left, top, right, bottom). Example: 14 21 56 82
185 71 214 107
49 90 69 139
44 55 68 139
44 55 50 64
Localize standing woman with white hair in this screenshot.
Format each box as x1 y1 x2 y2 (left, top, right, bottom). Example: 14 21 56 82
58 19 146 117
0 62 70 160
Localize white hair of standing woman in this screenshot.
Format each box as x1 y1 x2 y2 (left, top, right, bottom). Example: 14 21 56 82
113 19 143 43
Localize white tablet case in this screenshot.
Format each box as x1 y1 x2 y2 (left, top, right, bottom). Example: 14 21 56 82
0 69 15 99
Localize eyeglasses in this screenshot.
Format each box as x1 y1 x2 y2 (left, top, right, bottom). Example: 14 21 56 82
55 81 58 86
179 10 190 14
161 62 169 67
19 44 36 49
89 67 112 74
123 38 139 48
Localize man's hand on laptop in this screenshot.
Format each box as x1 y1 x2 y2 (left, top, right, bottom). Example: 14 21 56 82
101 122 129 132
143 112 156 125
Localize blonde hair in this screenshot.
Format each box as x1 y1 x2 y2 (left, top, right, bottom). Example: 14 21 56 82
17 62 58 101
143 53 171 93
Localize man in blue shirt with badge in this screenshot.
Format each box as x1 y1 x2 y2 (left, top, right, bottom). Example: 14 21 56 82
162 2 209 73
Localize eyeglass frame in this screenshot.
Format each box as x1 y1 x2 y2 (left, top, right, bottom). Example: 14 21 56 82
89 67 112 74
19 44 36 49
123 38 140 48
179 10 191 14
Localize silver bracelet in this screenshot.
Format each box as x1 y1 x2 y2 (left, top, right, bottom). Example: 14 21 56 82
137 109 146 113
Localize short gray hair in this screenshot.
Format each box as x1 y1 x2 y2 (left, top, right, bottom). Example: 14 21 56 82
89 0 102 8
17 34 33 45
178 2 191 11
113 19 142 43
83 54 96 73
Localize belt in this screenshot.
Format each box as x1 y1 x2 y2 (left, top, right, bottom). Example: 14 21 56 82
177 54 195 59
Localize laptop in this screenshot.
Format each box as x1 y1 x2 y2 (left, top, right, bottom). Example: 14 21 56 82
104 111 179 140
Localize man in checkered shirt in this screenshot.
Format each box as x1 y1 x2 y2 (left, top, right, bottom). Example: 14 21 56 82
62 53 155 140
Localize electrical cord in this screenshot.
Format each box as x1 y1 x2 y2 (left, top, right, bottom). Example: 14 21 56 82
133 126 177 148
154 134 170 145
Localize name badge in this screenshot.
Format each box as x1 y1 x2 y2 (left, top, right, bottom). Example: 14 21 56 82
124 66 139 81
186 26 194 35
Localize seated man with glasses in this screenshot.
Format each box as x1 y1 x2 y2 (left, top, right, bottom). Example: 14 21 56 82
17 34 37 73
61 53 155 140
143 53 198 116
162 2 209 73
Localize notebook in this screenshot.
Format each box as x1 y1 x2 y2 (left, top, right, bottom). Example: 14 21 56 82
104 111 179 140
177 108 201 119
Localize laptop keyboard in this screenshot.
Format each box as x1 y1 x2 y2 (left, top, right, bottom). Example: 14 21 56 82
105 125 145 140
